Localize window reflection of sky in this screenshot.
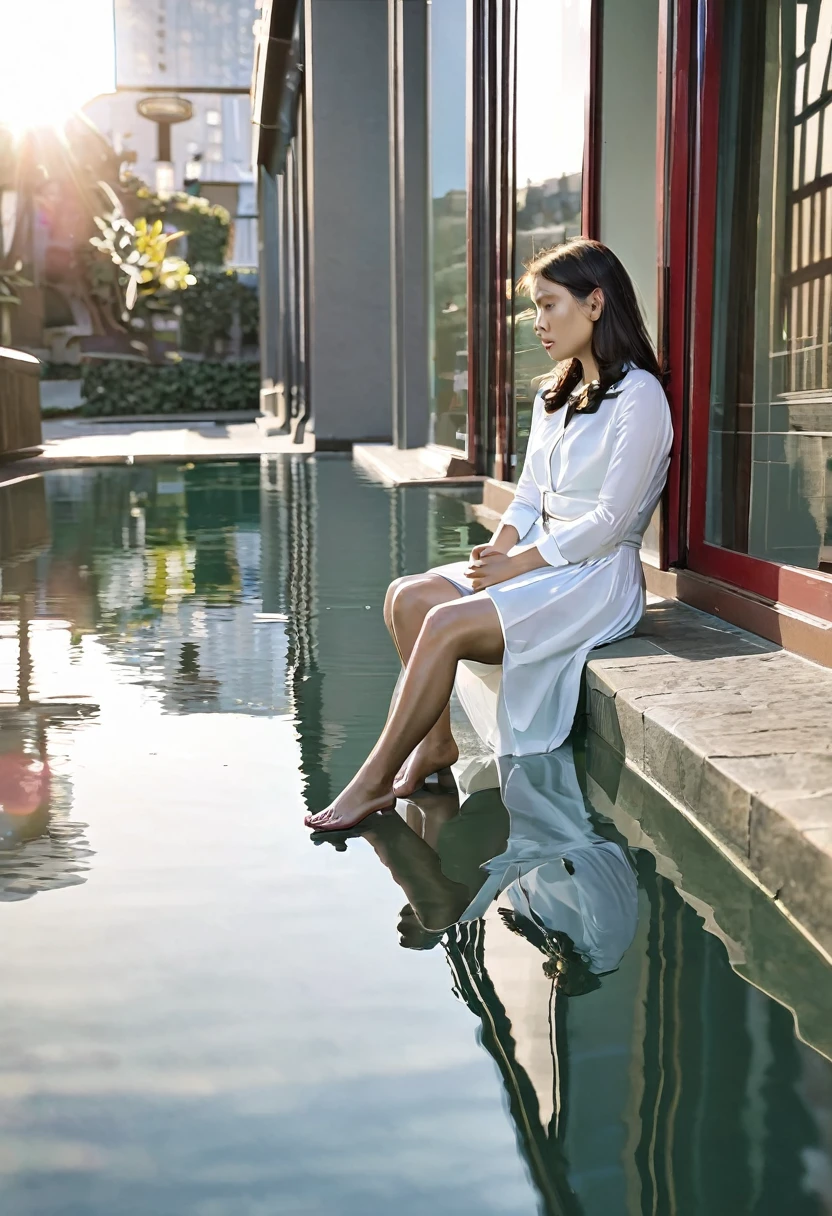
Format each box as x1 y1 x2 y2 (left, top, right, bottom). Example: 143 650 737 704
515 0 588 185
429 0 468 198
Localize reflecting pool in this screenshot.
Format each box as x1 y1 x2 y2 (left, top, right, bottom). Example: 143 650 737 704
0 458 830 1216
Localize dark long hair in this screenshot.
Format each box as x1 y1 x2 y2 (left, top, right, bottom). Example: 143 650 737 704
518 238 662 418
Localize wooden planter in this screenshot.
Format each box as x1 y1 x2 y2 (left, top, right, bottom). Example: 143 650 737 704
0 346 42 460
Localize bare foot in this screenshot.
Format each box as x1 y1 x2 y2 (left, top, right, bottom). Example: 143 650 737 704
304 776 396 832
393 737 459 798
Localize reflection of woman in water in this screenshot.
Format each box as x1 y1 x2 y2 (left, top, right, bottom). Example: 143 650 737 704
320 743 637 1215
371 744 638 975
306 238 671 830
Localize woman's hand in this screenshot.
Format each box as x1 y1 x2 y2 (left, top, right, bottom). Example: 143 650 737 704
465 543 550 591
469 542 507 562
465 547 519 591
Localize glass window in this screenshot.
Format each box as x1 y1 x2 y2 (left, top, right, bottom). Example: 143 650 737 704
510 0 590 472
708 0 832 574
428 0 468 452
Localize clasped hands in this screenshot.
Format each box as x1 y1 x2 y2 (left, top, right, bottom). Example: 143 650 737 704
465 543 537 591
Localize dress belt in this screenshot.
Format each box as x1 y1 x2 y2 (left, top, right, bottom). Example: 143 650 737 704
541 492 642 551
541 490 592 519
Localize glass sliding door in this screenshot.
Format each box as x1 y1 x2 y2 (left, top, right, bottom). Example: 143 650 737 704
428 0 469 452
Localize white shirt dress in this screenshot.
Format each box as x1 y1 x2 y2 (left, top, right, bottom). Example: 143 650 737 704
457 745 639 975
431 366 673 757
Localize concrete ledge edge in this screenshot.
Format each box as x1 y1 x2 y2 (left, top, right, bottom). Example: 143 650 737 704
584 602 832 963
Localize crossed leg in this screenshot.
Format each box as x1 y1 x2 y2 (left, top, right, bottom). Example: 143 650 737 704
305 591 504 831
384 573 463 797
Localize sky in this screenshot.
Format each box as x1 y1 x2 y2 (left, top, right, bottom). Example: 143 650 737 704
0 0 116 132
0 0 589 192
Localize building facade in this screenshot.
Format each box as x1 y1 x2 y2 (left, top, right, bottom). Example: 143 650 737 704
253 0 832 661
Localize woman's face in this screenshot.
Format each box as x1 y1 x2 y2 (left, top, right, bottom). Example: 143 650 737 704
531 275 602 362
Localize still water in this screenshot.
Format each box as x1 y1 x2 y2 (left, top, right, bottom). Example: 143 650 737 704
0 458 831 1216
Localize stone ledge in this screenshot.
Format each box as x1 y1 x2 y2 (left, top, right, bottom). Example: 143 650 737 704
585 597 832 959
585 729 832 1060
353 443 480 487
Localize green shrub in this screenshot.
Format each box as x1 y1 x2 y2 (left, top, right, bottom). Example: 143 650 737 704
179 268 259 356
81 359 259 416
139 190 231 266
40 362 83 380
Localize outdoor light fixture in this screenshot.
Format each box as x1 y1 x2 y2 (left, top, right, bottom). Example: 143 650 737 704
136 95 194 195
136 96 194 125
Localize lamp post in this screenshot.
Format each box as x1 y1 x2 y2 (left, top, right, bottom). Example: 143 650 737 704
184 149 203 196
136 95 194 196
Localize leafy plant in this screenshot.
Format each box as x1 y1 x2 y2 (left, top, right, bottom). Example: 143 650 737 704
179 267 259 356
81 358 259 416
135 186 231 267
0 260 33 347
39 361 83 380
90 201 196 313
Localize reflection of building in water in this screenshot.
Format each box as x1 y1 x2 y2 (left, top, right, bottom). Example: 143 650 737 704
404 745 832 1215
39 465 290 717
265 455 488 812
0 476 94 900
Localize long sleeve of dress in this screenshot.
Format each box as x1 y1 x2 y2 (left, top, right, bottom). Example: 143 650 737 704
537 373 671 567
498 393 545 540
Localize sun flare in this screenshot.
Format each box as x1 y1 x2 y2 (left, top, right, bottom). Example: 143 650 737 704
0 0 116 134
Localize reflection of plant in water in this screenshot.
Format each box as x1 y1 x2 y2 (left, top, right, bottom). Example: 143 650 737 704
42 466 257 643
144 546 196 611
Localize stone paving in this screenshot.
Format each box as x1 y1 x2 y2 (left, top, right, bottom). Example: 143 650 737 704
585 598 832 959
2 417 315 474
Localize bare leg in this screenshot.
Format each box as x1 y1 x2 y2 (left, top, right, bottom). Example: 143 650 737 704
384 574 463 796
305 594 504 830
359 813 472 931
400 784 461 847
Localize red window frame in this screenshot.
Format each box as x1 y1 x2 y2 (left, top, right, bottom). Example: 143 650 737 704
655 0 695 570
686 0 832 622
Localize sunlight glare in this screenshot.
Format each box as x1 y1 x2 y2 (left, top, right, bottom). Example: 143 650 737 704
0 0 116 133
